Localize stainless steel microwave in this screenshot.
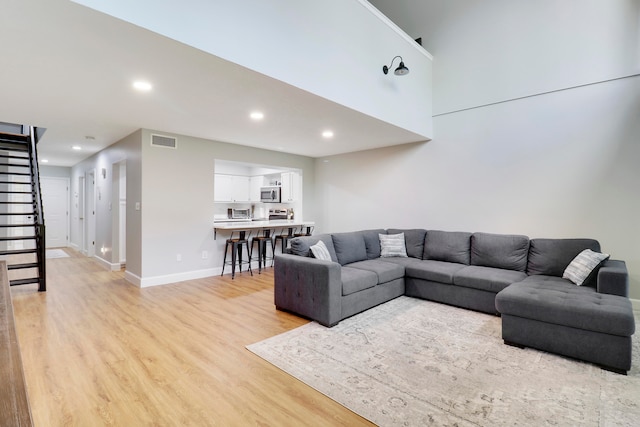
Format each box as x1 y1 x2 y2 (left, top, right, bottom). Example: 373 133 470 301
260 186 281 203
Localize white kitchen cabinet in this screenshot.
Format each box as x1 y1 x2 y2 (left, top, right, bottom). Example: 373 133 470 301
249 176 263 202
232 176 250 202
214 174 233 202
280 171 300 202
214 174 250 202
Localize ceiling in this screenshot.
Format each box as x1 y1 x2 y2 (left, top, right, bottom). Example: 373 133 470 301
0 0 427 167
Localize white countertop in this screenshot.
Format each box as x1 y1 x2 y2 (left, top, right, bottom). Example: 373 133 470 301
213 219 314 230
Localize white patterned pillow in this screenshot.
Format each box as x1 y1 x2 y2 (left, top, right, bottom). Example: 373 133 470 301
562 249 609 286
379 233 408 258
310 240 332 261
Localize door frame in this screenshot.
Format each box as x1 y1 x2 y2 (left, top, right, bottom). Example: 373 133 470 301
84 169 96 257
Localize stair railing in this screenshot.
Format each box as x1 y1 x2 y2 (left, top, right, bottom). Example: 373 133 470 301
26 126 46 291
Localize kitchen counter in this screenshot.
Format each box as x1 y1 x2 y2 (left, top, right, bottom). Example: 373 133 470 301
213 219 314 239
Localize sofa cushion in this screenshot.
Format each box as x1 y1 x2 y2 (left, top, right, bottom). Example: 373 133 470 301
471 232 529 272
405 260 466 285
341 267 378 296
387 229 427 259
290 234 338 262
527 238 601 277
379 233 408 257
372 257 424 268
423 230 471 265
362 229 386 259
332 232 368 266
347 259 405 284
563 249 610 286
496 277 635 337
454 265 527 293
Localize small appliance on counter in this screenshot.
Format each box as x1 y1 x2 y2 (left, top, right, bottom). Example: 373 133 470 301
268 208 288 220
230 208 251 220
260 186 281 203
214 208 251 223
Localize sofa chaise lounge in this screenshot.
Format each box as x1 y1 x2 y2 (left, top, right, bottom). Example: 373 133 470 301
274 229 635 373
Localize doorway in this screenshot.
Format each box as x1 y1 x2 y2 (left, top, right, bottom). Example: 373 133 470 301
41 177 70 248
112 161 126 265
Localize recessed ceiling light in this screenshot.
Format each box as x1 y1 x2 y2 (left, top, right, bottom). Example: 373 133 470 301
72 145 82 150
41 159 49 163
133 80 153 91
250 111 264 120
322 130 334 138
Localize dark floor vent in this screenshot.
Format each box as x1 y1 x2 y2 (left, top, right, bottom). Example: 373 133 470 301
150 134 177 149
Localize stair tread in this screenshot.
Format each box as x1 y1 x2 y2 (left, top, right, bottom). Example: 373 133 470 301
7 263 39 270
10 278 41 287
0 249 38 255
0 171 31 176
0 213 35 215
0 236 36 241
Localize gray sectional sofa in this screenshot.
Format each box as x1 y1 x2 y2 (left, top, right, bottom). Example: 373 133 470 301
274 229 636 373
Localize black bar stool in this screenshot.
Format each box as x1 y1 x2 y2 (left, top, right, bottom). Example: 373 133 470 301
221 230 253 279
294 226 314 237
275 227 297 254
250 228 275 273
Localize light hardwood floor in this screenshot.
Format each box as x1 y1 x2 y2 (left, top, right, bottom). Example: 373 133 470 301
10 250 372 426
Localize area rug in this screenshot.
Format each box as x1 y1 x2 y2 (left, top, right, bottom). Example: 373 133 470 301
247 296 640 426
46 249 69 259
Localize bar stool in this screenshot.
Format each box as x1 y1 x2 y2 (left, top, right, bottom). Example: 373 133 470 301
275 227 297 254
294 225 314 237
221 230 253 279
250 228 275 273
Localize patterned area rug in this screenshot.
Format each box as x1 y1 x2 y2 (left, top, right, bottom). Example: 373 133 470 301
248 296 640 426
46 249 69 259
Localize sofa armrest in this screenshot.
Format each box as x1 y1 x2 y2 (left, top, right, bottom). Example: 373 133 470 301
597 259 629 297
274 253 343 327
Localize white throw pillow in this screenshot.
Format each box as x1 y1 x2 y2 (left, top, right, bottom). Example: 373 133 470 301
562 249 610 286
310 240 332 261
379 233 408 258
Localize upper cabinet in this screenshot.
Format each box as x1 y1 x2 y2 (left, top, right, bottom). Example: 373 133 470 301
214 174 250 203
249 176 263 202
280 171 300 203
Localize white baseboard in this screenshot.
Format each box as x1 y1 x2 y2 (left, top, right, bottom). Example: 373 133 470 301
631 298 640 312
94 255 122 272
69 243 80 251
124 270 142 286
137 268 220 288
123 261 266 288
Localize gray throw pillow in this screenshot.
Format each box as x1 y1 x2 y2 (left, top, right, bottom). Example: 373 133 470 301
563 249 610 286
379 233 408 258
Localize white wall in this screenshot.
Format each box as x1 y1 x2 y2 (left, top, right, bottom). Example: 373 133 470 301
138 130 315 286
40 165 71 178
69 129 315 286
72 0 433 140
319 0 640 300
370 0 639 114
70 130 142 275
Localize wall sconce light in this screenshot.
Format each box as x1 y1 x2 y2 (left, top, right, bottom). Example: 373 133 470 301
382 56 409 76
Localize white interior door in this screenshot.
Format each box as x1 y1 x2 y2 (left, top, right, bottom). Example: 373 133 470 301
41 177 69 248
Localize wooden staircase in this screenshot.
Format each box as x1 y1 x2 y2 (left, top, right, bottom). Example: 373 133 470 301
0 125 46 291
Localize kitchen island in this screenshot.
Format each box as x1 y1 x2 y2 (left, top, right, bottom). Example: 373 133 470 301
213 219 314 240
